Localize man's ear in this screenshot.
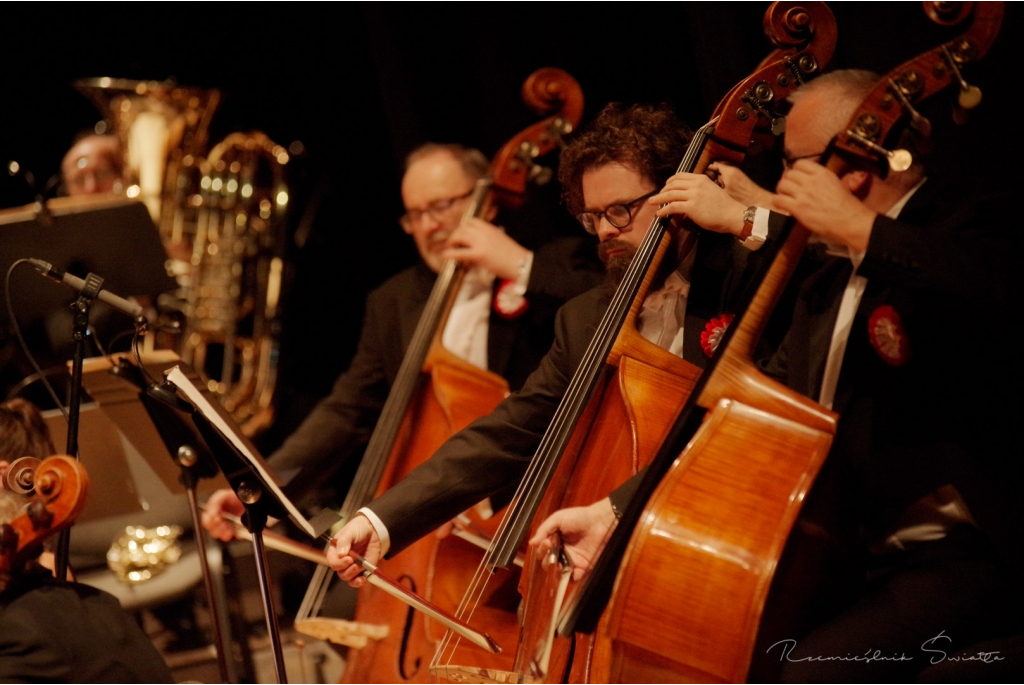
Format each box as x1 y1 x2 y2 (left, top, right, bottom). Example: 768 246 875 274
484 204 498 223
400 220 414 235
842 169 872 198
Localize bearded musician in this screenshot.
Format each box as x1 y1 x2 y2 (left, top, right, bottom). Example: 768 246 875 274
202 142 604 537
326 103 774 582
537 70 1022 681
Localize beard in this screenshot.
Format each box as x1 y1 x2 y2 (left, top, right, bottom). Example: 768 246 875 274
598 239 637 286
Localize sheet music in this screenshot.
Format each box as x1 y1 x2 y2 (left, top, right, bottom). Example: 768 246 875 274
166 365 315 537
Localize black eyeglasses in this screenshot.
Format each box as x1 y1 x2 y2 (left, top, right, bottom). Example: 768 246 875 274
782 150 827 170
399 188 474 229
576 190 656 235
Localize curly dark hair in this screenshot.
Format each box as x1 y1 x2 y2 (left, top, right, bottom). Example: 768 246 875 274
558 103 693 215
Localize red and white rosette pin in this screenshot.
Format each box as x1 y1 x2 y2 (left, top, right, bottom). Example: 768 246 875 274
868 305 910 366
700 313 734 358
493 279 529 320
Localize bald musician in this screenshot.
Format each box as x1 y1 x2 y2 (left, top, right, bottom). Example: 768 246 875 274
541 70 1022 680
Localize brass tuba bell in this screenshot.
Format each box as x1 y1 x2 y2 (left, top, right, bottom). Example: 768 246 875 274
75 77 288 434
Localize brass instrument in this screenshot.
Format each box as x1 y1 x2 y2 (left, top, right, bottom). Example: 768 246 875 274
75 78 289 433
182 133 289 430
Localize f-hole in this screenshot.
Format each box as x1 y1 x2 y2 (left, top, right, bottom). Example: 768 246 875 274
398 574 421 679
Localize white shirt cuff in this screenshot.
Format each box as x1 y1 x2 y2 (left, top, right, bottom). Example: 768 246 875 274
740 207 769 251
357 507 391 558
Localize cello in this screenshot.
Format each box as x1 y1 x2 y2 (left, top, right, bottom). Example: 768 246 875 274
564 3 1005 682
1 455 90 578
431 4 837 683
295 67 586 683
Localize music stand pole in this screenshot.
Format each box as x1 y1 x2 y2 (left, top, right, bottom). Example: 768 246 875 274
239 483 288 684
53 294 91 580
177 446 233 684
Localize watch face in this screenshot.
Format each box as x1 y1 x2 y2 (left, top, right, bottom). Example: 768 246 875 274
743 206 757 223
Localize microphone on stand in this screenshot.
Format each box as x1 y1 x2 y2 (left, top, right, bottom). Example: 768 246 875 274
28 258 143 319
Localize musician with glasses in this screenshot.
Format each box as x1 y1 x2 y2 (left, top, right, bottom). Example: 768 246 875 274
326 103 773 584
202 142 603 539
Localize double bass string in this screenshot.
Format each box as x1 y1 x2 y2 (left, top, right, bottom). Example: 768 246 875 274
435 120 717 671
297 183 490 622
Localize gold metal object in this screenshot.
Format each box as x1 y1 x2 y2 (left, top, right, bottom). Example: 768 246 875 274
76 78 289 434
179 132 289 430
106 524 183 583
846 130 914 172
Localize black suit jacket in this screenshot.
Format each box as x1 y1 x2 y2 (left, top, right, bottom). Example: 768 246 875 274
370 230 757 555
0 571 173 683
763 178 1021 578
271 236 604 501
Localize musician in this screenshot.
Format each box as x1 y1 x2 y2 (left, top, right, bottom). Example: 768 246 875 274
0 403 173 683
761 69 1021 682
326 103 770 584
538 70 1021 679
61 133 125 196
202 142 604 538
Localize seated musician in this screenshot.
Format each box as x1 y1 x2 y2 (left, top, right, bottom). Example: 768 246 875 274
541 70 1023 680
326 103 771 584
202 142 604 537
0 400 173 683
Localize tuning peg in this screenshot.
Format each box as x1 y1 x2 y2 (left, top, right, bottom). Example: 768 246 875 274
887 76 933 138
942 44 983 111
846 130 913 172
528 165 553 186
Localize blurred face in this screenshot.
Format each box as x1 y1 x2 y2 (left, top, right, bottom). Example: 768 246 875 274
62 135 124 196
400 151 476 272
580 162 657 284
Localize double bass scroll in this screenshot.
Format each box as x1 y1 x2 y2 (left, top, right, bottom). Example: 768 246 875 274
308 67 586 685
433 4 838 684
570 3 1004 682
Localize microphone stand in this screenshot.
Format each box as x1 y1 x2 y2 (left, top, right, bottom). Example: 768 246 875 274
53 293 92 581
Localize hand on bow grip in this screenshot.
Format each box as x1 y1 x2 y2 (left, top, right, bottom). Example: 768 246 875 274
201 488 246 542
327 514 383 587
529 498 617 582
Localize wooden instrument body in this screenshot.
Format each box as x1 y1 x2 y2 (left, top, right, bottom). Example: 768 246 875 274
601 4 1003 680
511 233 701 683
342 340 518 683
506 5 841 680
1 456 90 574
341 67 586 683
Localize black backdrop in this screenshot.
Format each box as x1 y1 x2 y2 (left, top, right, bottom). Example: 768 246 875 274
2 3 1020 447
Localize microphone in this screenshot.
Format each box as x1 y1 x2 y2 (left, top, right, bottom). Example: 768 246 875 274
29 259 143 318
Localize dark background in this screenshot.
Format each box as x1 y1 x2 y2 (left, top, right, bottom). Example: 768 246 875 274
2 3 1020 447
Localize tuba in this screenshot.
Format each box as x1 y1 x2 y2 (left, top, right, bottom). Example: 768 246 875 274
75 78 289 434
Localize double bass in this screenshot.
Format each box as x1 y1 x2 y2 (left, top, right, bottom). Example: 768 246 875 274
565 3 1005 682
431 4 837 683
294 67 586 683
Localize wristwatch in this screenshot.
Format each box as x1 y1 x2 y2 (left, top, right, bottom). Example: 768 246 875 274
739 205 757 241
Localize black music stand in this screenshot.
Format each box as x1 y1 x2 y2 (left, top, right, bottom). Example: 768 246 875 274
80 352 235 683
1 195 175 579
162 364 327 685
0 195 175 331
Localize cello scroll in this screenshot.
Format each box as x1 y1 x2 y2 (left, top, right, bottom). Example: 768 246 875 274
0 456 90 575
